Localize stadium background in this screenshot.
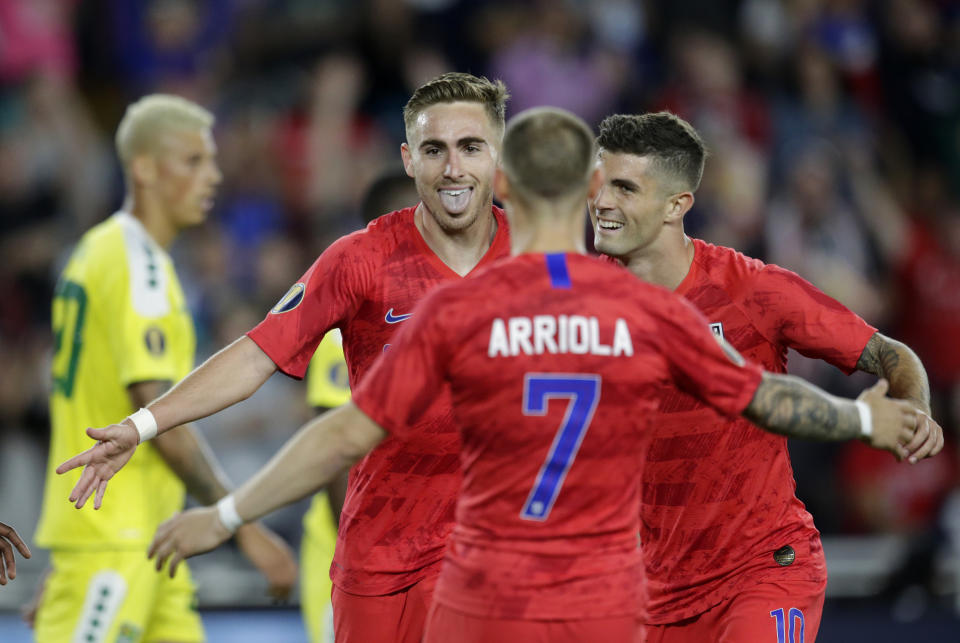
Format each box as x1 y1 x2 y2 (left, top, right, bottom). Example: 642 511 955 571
0 0 959 640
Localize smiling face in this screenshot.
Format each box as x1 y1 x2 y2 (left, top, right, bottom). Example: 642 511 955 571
150 126 222 229
590 150 677 259
401 101 499 234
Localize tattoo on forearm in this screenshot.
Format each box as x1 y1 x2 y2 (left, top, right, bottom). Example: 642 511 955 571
744 374 860 441
857 333 901 375
856 334 883 374
856 333 929 412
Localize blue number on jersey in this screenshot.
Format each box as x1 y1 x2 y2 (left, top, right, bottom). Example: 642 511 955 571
520 374 602 521
770 607 805 643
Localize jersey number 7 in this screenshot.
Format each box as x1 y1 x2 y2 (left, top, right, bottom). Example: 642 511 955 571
521 374 602 521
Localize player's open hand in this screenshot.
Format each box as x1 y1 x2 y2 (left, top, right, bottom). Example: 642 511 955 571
857 379 919 460
148 506 231 578
0 521 31 585
56 421 140 509
236 522 298 600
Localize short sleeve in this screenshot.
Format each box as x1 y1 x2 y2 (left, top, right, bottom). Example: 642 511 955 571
352 290 452 439
105 245 186 387
248 233 373 379
655 295 764 417
746 265 876 374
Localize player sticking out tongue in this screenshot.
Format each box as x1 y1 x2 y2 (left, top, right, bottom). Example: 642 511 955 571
59 105 928 643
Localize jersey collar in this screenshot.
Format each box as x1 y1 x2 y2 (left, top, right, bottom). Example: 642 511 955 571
410 206 511 279
115 211 165 254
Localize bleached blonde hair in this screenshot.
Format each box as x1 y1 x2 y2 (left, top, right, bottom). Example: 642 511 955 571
115 94 214 169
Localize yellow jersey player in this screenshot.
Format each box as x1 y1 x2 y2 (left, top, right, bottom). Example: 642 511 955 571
302 331 350 643
300 170 417 643
33 94 297 643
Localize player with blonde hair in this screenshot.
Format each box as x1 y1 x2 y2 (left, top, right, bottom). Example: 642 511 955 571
33 94 296 643
57 73 511 643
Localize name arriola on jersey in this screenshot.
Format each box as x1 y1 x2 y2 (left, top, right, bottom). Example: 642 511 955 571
488 315 634 357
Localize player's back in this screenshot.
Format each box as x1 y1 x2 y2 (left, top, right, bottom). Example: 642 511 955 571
399 252 762 620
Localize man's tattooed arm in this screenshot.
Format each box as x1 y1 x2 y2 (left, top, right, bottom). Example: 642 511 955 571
743 372 861 441
856 332 931 414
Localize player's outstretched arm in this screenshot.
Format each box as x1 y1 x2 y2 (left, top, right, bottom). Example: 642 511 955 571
743 374 918 459
148 335 278 434
148 402 385 577
0 521 31 585
856 332 943 463
56 336 278 509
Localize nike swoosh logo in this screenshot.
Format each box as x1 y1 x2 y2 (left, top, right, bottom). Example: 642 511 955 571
385 308 413 324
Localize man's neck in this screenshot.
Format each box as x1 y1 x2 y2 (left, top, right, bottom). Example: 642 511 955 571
621 230 695 291
124 195 177 248
415 203 497 277
510 205 586 256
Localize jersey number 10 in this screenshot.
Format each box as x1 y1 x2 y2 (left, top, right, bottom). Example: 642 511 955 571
520 374 601 521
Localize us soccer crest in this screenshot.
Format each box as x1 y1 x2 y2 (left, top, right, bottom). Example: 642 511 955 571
709 322 746 367
709 322 724 339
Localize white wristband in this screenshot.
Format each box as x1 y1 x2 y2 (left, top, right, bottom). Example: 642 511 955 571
216 495 244 534
855 400 873 438
128 408 158 443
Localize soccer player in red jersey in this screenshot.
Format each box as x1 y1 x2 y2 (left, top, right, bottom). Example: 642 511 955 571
590 111 945 643
55 72 511 643
88 108 918 643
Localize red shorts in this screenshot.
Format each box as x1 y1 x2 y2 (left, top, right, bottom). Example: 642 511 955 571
645 578 825 643
331 574 438 643
424 602 644 643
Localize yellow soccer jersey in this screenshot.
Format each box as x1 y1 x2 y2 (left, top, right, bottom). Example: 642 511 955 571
302 332 349 642
305 330 350 408
36 212 194 549
302 331 348 544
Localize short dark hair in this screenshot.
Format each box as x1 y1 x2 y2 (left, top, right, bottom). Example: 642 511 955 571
502 107 596 200
403 72 509 139
597 112 706 192
360 170 417 224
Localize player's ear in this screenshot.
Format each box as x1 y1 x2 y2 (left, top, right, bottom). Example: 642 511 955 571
400 143 415 178
130 154 157 187
586 167 603 202
493 167 510 204
665 191 694 223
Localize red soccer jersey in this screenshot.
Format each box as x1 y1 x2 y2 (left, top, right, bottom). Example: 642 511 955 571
247 205 510 595
353 252 764 620
639 238 876 623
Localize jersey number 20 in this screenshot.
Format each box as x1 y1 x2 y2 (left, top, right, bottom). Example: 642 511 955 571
521 374 601 521
52 279 88 398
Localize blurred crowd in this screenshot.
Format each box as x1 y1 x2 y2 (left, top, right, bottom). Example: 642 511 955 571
2 0 960 598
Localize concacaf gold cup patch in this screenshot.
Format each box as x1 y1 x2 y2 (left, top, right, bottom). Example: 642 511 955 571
144 326 166 356
271 283 306 314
